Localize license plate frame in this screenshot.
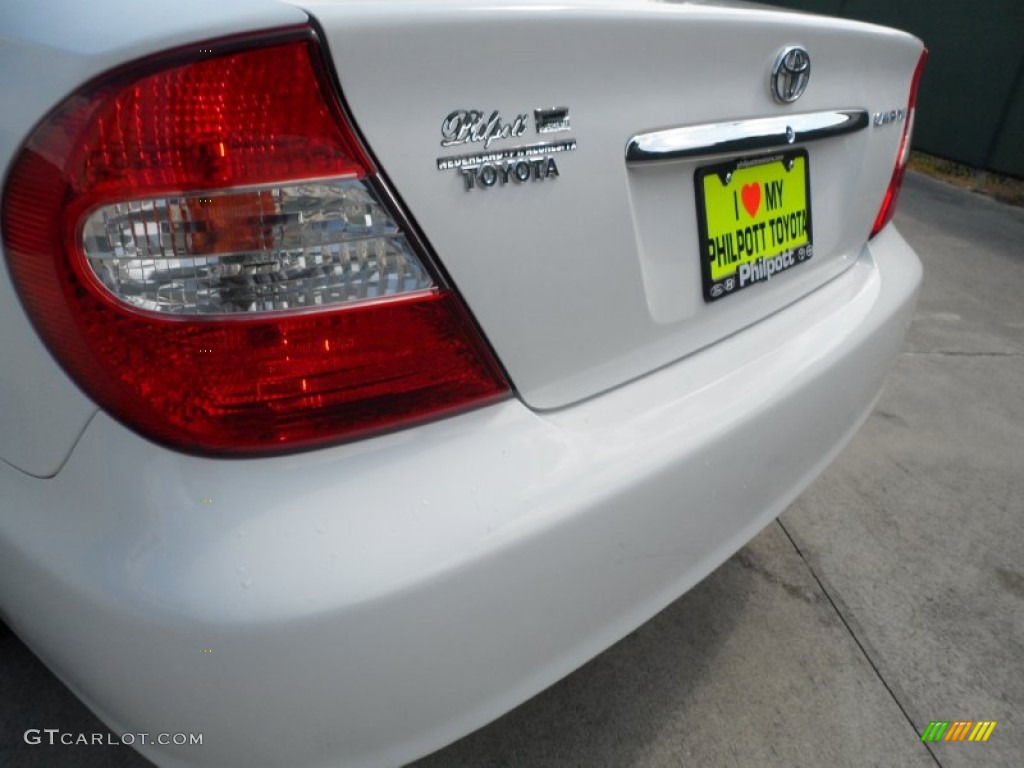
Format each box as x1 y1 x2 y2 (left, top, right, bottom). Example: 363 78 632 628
694 149 814 303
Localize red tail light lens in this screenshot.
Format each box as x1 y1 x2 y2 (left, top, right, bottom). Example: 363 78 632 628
871 48 928 238
2 29 509 454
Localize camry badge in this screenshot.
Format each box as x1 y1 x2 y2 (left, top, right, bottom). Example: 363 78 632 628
873 108 906 127
771 46 811 104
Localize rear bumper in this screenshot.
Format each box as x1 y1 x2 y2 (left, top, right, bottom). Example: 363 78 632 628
0 225 920 768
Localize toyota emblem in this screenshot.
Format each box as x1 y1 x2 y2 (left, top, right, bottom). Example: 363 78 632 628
771 46 811 103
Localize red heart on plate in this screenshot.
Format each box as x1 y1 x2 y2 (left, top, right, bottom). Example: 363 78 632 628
741 182 761 218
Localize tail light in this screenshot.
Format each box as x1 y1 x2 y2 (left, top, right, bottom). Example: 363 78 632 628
1 29 509 454
871 48 928 238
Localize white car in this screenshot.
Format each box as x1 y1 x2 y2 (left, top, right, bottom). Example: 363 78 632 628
0 1 925 765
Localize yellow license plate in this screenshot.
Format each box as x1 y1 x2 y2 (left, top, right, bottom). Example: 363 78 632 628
695 150 813 302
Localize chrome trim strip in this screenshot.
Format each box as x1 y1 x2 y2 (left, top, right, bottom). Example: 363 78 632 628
625 109 869 165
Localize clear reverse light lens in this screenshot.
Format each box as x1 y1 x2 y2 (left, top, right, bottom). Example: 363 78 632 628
81 180 433 314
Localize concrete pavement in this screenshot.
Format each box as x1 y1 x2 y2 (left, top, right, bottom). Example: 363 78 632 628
2 172 1022 767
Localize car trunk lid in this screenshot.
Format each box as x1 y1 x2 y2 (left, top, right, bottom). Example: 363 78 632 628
303 0 924 408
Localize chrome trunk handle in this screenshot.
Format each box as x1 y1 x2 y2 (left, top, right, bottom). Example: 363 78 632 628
626 109 869 164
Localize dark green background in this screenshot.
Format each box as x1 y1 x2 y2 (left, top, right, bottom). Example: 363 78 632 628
764 0 1024 177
